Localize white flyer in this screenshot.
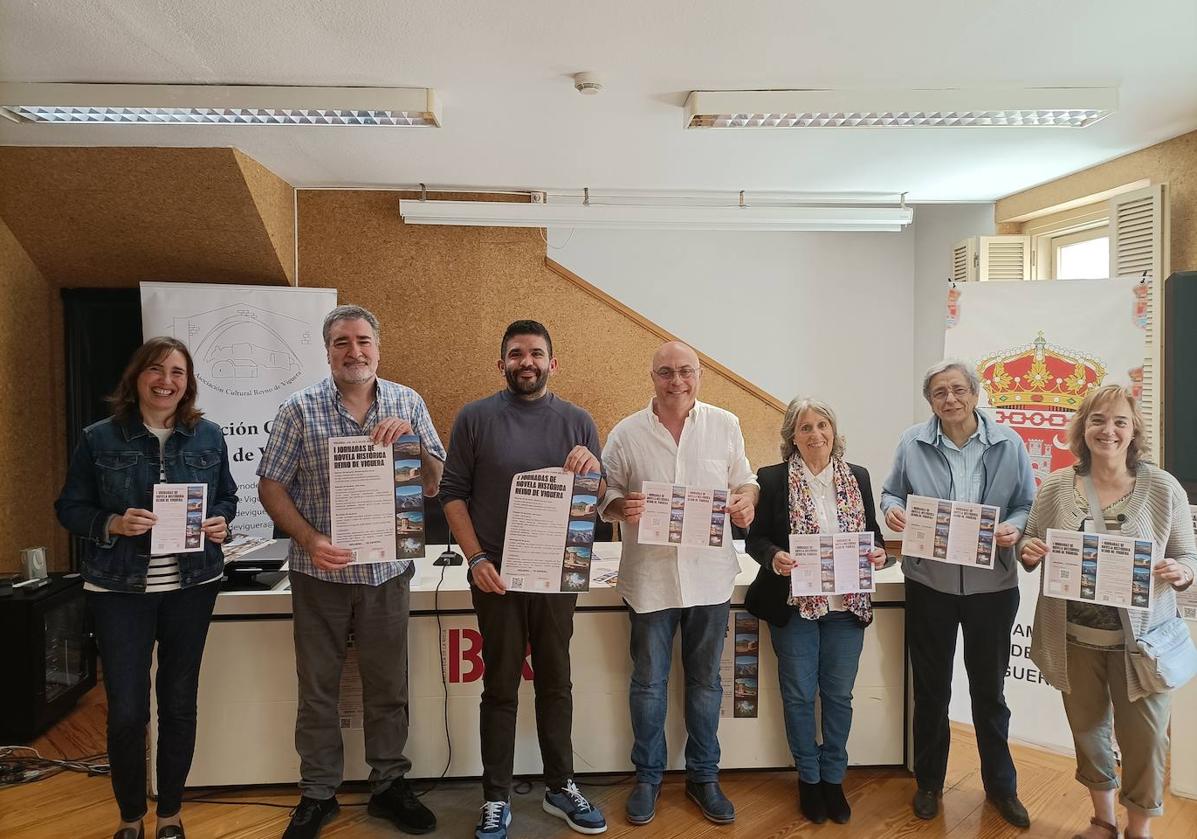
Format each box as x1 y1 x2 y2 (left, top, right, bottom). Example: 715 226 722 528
639 481 729 548
501 469 600 593
1182 506 1197 621
789 532 876 596
1044 528 1155 612
902 495 999 568
328 436 399 564
151 483 207 555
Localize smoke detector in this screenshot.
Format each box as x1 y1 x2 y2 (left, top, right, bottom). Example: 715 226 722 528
573 72 603 96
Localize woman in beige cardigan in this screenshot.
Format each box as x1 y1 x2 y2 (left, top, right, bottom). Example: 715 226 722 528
1020 385 1196 839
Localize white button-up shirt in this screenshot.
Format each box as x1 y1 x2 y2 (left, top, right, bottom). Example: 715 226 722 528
599 400 758 613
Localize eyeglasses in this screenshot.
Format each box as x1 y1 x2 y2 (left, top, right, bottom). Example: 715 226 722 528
930 386 972 402
653 366 698 381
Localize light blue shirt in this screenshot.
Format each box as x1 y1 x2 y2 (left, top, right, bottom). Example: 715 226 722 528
935 411 989 504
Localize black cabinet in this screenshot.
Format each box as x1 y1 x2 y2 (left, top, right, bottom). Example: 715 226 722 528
0 574 97 742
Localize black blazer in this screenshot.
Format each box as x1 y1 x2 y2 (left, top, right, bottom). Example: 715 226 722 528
744 460 886 627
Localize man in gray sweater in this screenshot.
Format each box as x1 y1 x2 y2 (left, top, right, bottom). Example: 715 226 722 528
440 320 607 839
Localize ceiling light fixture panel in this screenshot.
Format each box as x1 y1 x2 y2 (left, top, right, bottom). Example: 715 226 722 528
685 88 1117 129
0 83 441 127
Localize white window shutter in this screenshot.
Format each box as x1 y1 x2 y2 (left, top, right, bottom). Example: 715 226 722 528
978 235 1032 281
1109 184 1167 462
952 238 977 283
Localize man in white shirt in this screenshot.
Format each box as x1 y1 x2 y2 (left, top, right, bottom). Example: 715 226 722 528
599 341 759 826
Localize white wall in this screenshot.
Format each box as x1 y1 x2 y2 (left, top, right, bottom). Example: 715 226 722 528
550 227 916 487
910 204 996 418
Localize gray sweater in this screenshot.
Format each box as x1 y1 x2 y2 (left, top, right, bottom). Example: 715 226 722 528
439 389 601 565
1020 463 1197 701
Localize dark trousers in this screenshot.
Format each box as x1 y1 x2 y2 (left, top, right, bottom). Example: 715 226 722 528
905 578 1019 797
471 586 577 801
290 569 413 799
87 581 220 823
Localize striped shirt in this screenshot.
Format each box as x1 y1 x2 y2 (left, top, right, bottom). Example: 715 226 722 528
258 376 446 585
935 413 989 503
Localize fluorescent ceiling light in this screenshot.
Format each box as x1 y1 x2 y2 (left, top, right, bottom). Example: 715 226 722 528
685 88 1116 129
398 197 913 232
0 83 441 126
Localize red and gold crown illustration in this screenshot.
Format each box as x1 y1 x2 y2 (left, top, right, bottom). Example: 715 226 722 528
978 332 1106 411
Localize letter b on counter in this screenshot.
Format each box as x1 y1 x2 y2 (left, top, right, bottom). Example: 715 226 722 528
446 628 535 683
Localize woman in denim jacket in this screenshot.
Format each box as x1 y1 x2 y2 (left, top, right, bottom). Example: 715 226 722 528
56 337 237 839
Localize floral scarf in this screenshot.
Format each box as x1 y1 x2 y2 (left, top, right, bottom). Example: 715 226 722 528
786 453 874 625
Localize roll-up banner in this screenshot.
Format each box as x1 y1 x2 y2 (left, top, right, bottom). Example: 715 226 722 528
940 276 1147 754
140 283 338 540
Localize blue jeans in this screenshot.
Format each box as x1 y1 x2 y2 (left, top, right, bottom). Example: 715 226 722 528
769 610 864 784
628 600 729 784
87 581 220 823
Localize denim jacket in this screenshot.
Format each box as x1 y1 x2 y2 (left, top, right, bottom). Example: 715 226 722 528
55 415 238 592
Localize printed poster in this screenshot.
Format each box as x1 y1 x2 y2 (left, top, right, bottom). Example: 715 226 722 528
151 483 207 555
789 532 875 596
1045 528 1155 612
720 611 759 719
902 495 999 568
329 434 425 564
1181 506 1197 622
502 469 601 593
639 481 729 548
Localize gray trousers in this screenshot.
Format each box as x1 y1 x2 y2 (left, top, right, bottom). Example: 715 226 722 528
290 568 412 800
1062 641 1172 816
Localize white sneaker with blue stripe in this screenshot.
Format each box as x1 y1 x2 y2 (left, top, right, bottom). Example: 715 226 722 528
475 801 511 839
542 780 607 834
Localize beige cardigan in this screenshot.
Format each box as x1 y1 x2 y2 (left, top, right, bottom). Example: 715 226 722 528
1019 463 1197 701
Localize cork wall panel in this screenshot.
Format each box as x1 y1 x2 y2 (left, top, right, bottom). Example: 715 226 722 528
995 129 1197 271
0 147 293 287
0 218 67 572
234 149 297 285
297 190 784 470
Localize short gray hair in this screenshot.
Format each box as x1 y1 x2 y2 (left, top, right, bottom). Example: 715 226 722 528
922 359 980 402
779 397 846 461
323 305 381 346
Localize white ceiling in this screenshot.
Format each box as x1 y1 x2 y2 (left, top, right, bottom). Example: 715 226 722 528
2 0 1196 200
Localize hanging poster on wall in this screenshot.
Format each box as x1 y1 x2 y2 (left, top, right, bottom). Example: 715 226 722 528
941 276 1146 755
141 283 338 540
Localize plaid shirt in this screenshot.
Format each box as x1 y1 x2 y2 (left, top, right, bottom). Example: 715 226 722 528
258 376 446 585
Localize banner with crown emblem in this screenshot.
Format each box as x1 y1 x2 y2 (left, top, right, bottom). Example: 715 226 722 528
940 276 1147 754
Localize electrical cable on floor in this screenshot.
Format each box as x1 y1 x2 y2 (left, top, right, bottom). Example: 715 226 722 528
0 745 110 787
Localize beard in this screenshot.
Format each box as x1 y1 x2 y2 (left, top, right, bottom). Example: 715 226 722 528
336 362 376 386
505 365 548 396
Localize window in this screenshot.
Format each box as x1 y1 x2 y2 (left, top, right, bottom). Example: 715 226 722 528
1051 227 1110 279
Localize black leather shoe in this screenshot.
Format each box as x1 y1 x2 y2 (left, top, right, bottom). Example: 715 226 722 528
625 782 661 825
988 794 1031 829
283 796 340 839
156 825 185 839
821 781 851 824
912 788 939 820
113 824 143 839
685 780 735 824
798 781 826 824
369 778 437 834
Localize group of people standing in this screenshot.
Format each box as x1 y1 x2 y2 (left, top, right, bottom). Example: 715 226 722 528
56 305 1195 839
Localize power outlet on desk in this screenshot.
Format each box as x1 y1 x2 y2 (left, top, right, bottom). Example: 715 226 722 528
433 550 464 566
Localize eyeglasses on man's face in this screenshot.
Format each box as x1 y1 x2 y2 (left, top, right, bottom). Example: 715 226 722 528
652 366 698 381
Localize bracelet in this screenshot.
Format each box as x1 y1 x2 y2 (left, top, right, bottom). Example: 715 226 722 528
467 552 490 568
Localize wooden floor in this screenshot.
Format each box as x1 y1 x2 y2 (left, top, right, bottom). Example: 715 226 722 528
2 686 1194 838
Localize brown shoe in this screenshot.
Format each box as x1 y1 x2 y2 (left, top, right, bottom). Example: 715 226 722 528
1071 817 1118 839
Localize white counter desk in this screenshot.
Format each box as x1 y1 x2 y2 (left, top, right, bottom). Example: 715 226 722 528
154 541 907 791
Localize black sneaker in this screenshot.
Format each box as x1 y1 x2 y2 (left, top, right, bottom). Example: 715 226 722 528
283 796 340 839
368 778 437 834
